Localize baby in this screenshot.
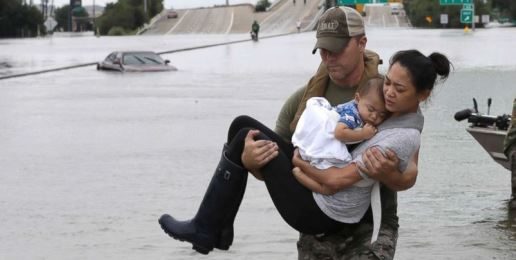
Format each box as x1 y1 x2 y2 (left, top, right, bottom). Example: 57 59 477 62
291 77 388 191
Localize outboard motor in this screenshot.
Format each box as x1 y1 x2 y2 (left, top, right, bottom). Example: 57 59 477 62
454 98 511 131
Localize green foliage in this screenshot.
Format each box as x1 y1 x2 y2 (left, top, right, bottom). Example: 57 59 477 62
54 5 70 31
107 26 126 35
54 5 90 32
0 0 44 38
97 0 163 36
255 0 271 12
492 0 516 22
404 0 493 28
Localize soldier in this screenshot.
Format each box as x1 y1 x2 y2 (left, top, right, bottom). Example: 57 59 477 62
158 7 437 259
503 98 516 209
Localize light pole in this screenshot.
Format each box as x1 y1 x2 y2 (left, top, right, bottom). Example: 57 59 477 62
93 0 95 35
144 0 147 15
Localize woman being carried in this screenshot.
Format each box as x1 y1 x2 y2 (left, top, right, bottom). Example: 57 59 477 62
158 49 452 255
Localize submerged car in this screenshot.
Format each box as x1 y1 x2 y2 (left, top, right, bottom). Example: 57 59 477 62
97 51 177 72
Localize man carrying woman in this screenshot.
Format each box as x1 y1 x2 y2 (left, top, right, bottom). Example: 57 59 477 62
158 6 452 259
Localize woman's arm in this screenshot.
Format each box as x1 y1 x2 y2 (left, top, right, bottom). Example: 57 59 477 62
292 167 335 195
358 147 419 191
292 149 362 193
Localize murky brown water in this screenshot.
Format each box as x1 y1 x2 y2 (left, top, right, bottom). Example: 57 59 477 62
1 28 516 259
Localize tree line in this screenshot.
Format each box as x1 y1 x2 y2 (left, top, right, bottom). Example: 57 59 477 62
96 0 163 35
1 0 515 38
0 0 44 38
404 0 516 28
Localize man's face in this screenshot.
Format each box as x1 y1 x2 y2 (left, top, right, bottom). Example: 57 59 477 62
319 36 365 83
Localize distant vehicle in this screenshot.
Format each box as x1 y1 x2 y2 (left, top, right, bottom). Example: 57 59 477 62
97 51 177 72
167 10 178 19
390 3 402 15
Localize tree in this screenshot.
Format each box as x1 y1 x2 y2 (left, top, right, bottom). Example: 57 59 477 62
96 0 163 35
0 0 44 38
492 0 516 22
404 0 492 28
54 5 70 31
255 0 271 12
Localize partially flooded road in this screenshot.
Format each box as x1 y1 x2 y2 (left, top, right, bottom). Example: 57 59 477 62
1 28 516 259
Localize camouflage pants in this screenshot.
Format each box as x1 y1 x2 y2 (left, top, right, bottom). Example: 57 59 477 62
297 223 398 260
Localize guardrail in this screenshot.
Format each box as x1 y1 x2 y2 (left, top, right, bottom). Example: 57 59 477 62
0 32 297 81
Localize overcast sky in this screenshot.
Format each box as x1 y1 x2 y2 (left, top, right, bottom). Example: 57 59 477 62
37 0 258 9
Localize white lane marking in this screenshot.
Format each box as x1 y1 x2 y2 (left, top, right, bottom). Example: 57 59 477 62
225 10 234 34
167 10 190 35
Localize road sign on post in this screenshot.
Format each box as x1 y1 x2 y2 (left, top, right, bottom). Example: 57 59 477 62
440 14 448 25
461 9 473 23
439 0 472 5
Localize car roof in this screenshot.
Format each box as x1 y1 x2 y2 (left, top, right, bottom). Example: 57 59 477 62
120 51 158 55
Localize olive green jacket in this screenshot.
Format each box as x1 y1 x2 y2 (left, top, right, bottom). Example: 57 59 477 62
504 98 516 156
275 49 382 141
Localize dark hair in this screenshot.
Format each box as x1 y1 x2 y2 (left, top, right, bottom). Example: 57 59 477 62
389 49 452 93
358 76 385 103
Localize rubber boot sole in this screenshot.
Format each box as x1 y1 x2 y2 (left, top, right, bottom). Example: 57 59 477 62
158 215 213 255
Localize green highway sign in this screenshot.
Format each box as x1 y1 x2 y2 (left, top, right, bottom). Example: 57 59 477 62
460 9 473 23
462 4 473 10
337 0 387 5
439 0 472 5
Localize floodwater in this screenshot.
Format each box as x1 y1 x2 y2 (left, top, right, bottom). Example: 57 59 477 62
1 28 516 260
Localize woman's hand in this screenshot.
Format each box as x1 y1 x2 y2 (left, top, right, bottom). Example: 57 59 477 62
358 147 399 182
241 130 278 176
359 147 418 191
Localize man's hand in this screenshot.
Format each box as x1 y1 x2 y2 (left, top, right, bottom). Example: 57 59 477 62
241 130 279 177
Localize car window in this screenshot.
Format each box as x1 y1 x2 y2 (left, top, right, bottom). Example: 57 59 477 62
106 53 116 62
123 53 165 65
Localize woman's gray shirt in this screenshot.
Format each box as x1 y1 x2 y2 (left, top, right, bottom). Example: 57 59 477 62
313 111 424 225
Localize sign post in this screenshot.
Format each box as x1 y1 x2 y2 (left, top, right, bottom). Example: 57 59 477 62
439 0 475 31
440 14 448 27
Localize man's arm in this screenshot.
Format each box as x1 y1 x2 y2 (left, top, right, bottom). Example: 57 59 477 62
275 87 305 141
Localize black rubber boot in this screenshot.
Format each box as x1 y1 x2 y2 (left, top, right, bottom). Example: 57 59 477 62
213 144 248 251
215 167 247 250
159 148 248 254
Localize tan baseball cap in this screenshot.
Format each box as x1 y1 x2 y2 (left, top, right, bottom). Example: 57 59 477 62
312 6 365 54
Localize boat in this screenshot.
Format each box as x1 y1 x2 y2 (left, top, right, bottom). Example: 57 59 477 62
455 98 515 207
455 98 512 169
466 126 510 169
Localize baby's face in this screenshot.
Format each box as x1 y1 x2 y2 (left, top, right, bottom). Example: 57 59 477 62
356 92 389 126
